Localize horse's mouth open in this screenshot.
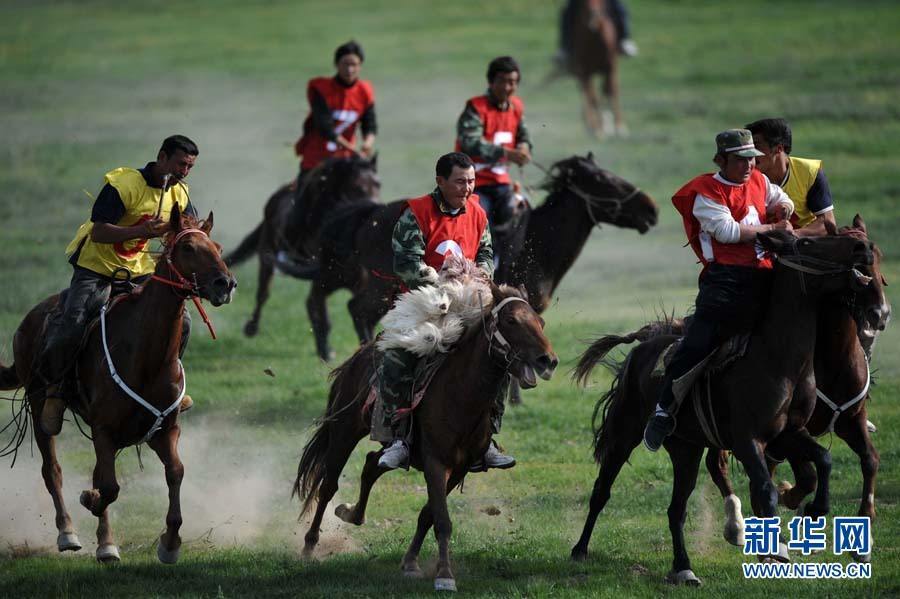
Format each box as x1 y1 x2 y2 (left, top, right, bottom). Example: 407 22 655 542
518 359 557 389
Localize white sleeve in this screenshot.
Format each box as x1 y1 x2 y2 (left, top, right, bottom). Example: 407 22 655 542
692 194 741 244
763 174 794 217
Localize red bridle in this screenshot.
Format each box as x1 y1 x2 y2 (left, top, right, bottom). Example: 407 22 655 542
149 227 219 339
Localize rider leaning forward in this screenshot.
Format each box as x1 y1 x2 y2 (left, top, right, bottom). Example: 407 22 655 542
455 56 531 277
377 152 516 471
281 40 377 267
38 135 200 436
643 128 795 451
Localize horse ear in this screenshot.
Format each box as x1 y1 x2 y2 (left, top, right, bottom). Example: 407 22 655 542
490 281 505 305
853 213 866 233
201 211 214 234
516 284 530 301
757 230 789 253
169 203 182 232
586 151 594 163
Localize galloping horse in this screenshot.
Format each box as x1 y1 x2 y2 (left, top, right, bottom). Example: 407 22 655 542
704 216 890 561
552 0 626 138
570 231 875 585
224 155 379 337
293 284 558 592
0 206 236 563
304 154 657 362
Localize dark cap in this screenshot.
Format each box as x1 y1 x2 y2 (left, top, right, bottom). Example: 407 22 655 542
716 128 764 157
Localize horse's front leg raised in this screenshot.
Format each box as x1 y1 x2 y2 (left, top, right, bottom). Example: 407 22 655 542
335 450 389 526
80 428 121 563
148 423 184 564
770 430 832 519
732 438 789 563
32 408 81 552
306 282 334 362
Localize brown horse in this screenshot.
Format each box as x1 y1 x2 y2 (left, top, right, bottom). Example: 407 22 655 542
704 216 890 562
552 0 626 138
304 154 657 362
570 230 875 585
293 284 558 592
0 205 235 563
224 155 379 337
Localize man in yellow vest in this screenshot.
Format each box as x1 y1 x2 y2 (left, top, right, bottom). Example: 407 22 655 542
38 135 199 436
746 118 835 236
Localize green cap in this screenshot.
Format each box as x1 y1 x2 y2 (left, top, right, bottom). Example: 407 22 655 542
716 128 764 157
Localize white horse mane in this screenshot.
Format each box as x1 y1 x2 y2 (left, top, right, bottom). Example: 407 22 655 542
377 255 494 357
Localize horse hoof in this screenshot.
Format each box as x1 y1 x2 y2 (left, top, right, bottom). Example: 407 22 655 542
666 569 701 586
157 541 180 564
434 577 457 592
79 490 99 512
57 532 82 552
852 551 872 563
96 544 121 563
761 544 791 563
723 494 745 546
243 320 259 337
301 545 316 560
401 565 423 578
723 525 745 547
334 503 363 525
570 547 588 562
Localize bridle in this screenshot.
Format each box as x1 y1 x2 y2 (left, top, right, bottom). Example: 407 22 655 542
482 295 532 369
775 238 871 296
150 227 218 339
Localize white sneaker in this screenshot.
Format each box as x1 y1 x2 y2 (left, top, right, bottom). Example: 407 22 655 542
378 439 409 470
620 38 639 57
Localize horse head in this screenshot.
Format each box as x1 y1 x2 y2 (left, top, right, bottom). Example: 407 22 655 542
320 155 381 203
838 214 891 350
161 204 237 307
545 154 658 233
757 228 876 298
487 283 558 388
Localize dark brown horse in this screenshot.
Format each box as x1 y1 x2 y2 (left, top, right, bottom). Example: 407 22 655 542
551 0 626 138
704 216 889 562
570 230 875 585
0 206 235 563
224 155 379 337
304 154 657 362
293 284 558 592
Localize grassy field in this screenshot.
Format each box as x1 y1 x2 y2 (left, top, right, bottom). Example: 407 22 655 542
1 0 899 596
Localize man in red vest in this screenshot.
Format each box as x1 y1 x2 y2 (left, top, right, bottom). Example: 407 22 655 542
378 152 515 471
455 56 532 277
281 40 377 265
643 129 795 451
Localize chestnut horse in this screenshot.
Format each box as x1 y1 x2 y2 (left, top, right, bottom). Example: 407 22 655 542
303 154 657 362
704 216 890 562
293 284 558 592
570 231 875 585
0 206 235 563
224 155 379 337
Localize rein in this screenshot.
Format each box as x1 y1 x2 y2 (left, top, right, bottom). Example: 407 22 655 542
150 228 218 339
531 159 642 226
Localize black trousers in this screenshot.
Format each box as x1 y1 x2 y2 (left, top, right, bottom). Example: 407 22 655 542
657 264 772 412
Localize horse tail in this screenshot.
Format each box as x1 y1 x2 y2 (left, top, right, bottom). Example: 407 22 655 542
224 222 262 267
0 360 20 390
292 346 372 518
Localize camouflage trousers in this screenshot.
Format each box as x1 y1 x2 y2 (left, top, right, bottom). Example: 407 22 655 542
377 347 507 438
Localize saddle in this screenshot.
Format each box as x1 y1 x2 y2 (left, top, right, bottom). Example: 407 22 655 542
365 351 447 444
652 334 751 448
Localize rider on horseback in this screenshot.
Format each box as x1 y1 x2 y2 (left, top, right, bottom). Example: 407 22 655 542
378 152 515 471
455 56 531 278
280 40 377 271
643 129 795 451
37 135 200 436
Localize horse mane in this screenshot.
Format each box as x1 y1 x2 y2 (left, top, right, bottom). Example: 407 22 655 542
539 154 600 195
301 156 376 225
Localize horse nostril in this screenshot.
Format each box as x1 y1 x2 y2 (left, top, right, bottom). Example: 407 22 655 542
868 307 887 330
536 354 559 373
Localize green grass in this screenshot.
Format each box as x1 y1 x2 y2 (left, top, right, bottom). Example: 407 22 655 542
1 0 899 596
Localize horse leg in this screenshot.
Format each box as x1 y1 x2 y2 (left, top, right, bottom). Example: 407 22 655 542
348 292 384 346
705 449 744 547
334 450 388 526
32 409 81 552
579 76 603 139
80 429 121 563
244 247 275 337
147 424 184 564
302 431 364 557
836 411 878 562
770 431 831 519
400 467 465 587
604 64 627 137
775 456 816 511
732 439 788 562
571 435 639 560
664 439 704 586
306 281 334 362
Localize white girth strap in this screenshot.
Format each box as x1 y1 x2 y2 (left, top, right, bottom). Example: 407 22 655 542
815 361 871 435
100 304 186 444
490 296 530 349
